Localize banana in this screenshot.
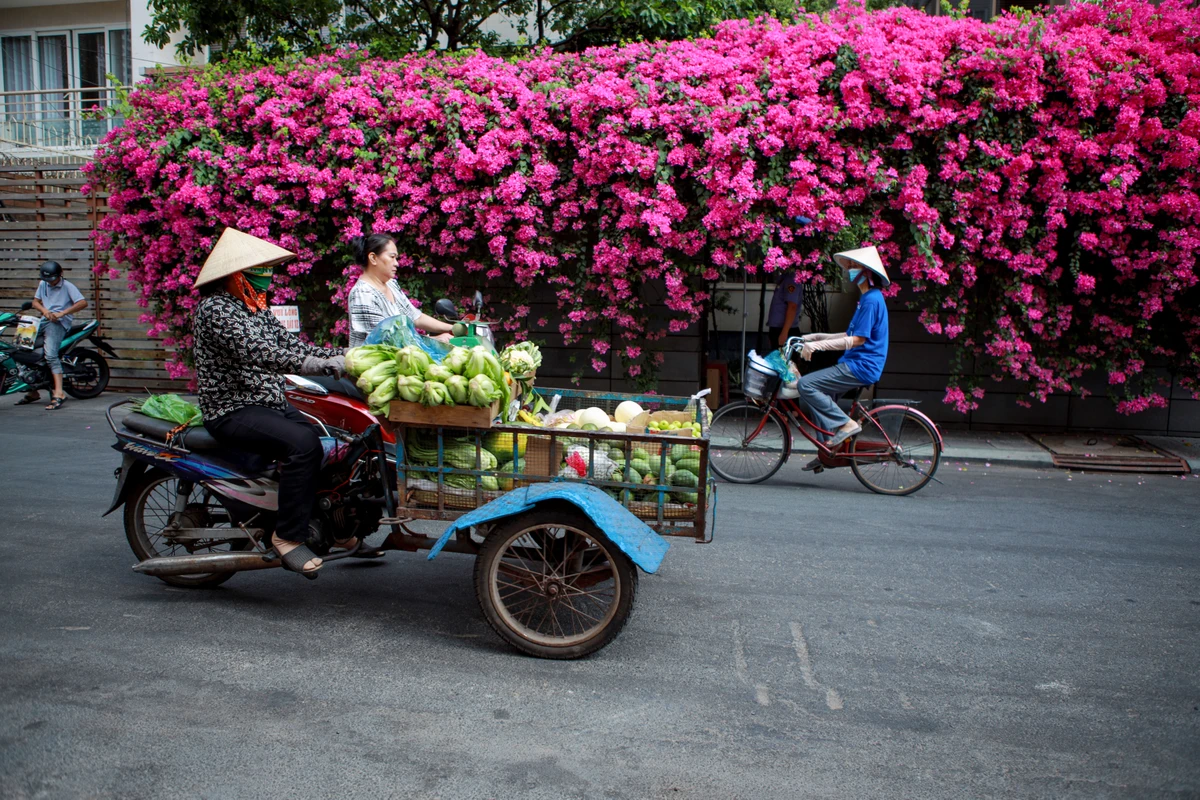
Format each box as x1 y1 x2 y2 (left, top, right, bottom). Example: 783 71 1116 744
517 409 544 426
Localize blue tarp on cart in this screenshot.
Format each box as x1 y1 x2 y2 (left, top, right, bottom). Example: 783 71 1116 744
426 483 670 574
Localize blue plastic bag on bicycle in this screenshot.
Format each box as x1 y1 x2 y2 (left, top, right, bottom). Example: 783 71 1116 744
765 349 800 384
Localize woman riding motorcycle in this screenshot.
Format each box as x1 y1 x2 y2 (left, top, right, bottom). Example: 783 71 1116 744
191 228 349 578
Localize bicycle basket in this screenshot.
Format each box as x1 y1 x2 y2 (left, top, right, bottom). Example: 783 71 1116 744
743 351 781 400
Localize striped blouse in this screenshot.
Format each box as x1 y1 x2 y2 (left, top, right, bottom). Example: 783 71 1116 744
347 278 422 347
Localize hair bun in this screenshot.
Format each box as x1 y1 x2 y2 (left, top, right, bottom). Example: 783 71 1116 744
350 236 367 265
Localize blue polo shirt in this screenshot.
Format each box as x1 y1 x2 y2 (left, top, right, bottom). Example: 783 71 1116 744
840 288 888 384
35 278 85 331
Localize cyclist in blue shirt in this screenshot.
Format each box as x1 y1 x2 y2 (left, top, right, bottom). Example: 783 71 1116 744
794 247 890 461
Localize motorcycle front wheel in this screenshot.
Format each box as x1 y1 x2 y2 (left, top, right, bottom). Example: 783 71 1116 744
63 347 110 398
125 471 249 588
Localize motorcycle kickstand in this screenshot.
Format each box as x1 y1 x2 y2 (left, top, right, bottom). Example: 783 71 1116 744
240 515 277 561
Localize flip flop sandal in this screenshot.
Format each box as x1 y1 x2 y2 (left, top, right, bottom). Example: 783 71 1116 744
15 395 40 406
45 397 66 410
276 542 322 580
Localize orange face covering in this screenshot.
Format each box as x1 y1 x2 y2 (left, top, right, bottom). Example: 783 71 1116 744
225 272 269 313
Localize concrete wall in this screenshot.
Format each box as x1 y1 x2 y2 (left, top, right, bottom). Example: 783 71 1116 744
0 1 125 30
128 0 200 75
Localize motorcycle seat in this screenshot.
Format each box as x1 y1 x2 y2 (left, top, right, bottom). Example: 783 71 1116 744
123 412 222 451
306 374 367 403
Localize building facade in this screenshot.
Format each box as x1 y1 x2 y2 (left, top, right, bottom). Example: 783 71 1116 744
0 0 195 162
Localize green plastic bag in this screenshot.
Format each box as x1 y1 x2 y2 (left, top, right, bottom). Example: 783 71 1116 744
136 394 203 427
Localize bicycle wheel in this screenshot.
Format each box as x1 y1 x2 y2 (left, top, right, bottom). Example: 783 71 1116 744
850 407 941 496
708 400 790 484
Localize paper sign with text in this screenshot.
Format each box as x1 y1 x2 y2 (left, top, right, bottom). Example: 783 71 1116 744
270 305 301 333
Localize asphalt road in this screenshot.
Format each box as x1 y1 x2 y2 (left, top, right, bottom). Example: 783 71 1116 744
1 396 1198 799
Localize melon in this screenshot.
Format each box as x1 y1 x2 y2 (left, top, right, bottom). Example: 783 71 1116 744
577 407 611 429
614 400 645 424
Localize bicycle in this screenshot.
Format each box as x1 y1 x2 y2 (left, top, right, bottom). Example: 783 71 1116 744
708 338 943 495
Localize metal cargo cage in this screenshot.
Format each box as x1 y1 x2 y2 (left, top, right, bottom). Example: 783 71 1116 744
388 387 715 541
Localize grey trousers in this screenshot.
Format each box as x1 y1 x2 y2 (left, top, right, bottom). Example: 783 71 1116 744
43 321 67 375
797 363 867 438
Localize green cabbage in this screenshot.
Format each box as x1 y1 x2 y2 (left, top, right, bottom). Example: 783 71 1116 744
396 374 424 403
442 347 471 375
356 360 398 393
445 374 469 405
395 346 433 378
468 374 500 407
425 363 454 383
344 345 396 378
366 376 397 416
419 380 452 407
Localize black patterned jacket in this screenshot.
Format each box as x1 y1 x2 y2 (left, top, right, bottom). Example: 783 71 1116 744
192 291 342 420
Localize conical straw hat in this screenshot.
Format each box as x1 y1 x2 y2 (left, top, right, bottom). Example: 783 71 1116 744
193 228 295 288
833 246 890 287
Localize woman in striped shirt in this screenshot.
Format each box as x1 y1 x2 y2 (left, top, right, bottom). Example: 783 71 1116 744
346 234 454 347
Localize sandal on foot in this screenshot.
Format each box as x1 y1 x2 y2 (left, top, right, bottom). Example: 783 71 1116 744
45 396 66 410
273 537 322 579
15 394 40 406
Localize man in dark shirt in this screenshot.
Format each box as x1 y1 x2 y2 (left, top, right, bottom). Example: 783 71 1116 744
192 228 346 578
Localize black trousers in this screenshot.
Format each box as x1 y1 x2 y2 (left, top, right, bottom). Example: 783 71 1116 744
206 405 322 544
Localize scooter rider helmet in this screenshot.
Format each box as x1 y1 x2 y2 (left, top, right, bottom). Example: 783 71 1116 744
39 261 63 282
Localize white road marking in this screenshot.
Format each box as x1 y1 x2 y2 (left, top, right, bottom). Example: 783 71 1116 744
733 621 770 706
732 621 750 685
790 622 843 711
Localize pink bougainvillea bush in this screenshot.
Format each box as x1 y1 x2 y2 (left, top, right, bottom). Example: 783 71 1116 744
86 0 1200 411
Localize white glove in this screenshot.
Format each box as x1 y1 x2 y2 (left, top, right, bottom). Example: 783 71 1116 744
799 335 856 361
801 332 841 343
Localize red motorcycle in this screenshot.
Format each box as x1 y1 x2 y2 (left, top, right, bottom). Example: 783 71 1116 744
285 374 391 442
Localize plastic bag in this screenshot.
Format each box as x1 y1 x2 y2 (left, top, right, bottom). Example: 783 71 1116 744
765 349 800 384
137 394 203 427
365 314 453 362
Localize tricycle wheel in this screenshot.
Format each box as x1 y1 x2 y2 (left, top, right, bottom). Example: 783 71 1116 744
474 506 637 659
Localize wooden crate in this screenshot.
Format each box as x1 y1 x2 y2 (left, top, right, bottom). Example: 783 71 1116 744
387 398 501 428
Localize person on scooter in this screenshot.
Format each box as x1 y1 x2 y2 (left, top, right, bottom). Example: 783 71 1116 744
347 233 454 348
15 261 87 410
794 246 890 463
192 228 350 578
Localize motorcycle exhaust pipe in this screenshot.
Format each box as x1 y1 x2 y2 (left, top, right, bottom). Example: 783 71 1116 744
132 551 280 577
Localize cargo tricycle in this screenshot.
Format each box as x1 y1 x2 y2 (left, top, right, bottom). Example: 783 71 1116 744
106 387 714 659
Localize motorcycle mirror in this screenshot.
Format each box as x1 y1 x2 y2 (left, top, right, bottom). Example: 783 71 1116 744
19 301 32 311
434 298 459 320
